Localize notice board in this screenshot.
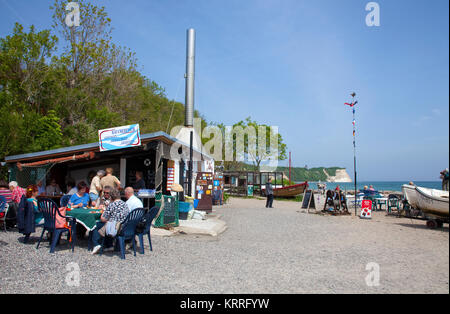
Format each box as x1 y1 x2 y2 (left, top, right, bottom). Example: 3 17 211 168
301 190 316 210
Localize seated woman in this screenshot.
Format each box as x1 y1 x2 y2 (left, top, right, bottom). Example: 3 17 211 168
68 182 90 209
26 185 44 225
91 188 130 254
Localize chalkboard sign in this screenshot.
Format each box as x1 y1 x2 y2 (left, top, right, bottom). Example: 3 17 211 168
163 196 176 224
301 190 316 210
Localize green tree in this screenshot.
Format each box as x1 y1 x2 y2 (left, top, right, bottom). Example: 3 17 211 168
210 117 288 171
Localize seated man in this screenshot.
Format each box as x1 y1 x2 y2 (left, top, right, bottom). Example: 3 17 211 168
46 179 62 195
124 187 143 211
37 180 46 195
97 185 113 210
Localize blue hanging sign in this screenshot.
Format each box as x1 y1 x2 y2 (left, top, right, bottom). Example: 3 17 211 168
99 124 141 152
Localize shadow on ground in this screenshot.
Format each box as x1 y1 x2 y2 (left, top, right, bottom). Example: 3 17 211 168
394 222 449 233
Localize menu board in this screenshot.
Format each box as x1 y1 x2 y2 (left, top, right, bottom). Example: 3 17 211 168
163 196 176 224
301 190 315 210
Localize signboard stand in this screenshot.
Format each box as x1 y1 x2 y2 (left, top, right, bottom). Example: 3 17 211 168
301 189 316 213
360 200 372 219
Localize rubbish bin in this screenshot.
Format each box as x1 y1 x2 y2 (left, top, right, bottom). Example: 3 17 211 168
247 185 254 197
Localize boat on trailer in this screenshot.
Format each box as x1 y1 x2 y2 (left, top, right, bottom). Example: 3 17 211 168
402 184 419 209
415 187 449 218
401 184 449 228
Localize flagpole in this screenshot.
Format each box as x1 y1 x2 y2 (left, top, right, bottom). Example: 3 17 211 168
351 93 357 216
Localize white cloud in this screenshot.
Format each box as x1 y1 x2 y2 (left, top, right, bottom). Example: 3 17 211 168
432 108 441 115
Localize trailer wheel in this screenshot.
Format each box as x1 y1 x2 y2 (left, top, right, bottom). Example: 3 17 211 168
426 220 438 229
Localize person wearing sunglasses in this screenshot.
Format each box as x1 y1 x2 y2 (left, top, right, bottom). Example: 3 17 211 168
98 185 113 210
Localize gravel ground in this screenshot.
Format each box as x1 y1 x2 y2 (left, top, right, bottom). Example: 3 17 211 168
0 197 448 294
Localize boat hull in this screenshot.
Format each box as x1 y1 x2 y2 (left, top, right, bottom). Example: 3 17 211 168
415 187 449 218
402 184 419 208
273 182 308 198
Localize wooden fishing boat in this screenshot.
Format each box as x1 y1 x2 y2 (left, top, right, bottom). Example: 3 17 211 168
273 181 309 198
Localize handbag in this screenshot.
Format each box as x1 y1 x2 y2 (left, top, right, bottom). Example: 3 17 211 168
55 207 67 229
98 224 106 237
98 221 121 237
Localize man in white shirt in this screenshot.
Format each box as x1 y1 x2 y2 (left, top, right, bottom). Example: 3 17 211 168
89 170 105 206
124 187 143 211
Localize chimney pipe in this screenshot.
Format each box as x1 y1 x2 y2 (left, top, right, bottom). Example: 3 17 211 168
185 28 195 127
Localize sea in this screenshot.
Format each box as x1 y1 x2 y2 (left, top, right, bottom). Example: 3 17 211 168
302 181 443 192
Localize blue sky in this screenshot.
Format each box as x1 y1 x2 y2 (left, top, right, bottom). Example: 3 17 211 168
1 0 448 181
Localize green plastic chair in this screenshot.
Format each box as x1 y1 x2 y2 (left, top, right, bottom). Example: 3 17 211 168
387 195 400 214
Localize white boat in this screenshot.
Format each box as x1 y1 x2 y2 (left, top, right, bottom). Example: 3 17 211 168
402 184 419 209
415 186 449 218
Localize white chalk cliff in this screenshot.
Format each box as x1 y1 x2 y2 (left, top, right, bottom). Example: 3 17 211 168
323 169 352 183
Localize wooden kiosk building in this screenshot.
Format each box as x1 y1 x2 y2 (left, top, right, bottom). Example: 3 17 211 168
5 131 214 199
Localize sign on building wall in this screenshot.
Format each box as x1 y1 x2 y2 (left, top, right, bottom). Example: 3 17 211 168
98 124 141 152
204 160 214 173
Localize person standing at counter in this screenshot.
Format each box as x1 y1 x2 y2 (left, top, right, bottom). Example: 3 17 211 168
132 171 146 190
89 170 105 206
101 168 121 190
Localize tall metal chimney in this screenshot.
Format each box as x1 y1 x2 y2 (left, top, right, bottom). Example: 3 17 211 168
185 28 195 127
